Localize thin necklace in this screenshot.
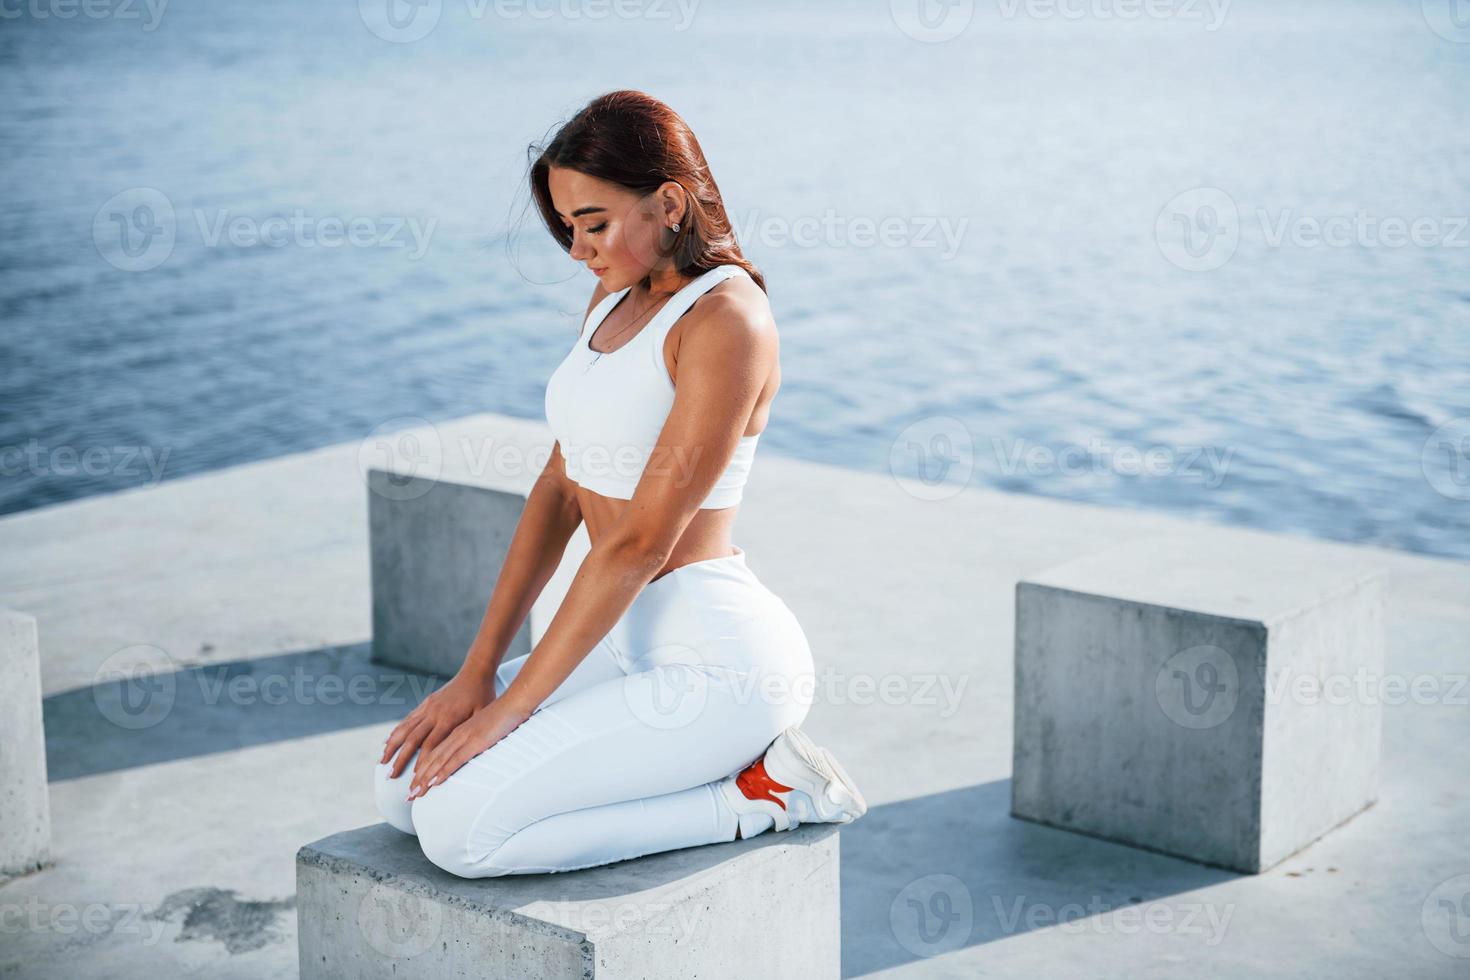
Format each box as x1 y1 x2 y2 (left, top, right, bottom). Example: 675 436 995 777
586 280 683 368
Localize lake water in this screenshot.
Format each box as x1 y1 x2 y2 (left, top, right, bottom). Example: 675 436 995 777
3 0 1468 559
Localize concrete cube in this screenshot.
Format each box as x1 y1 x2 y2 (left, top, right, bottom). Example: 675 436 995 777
296 820 840 979
368 469 532 677
1 609 52 878
1011 531 1388 873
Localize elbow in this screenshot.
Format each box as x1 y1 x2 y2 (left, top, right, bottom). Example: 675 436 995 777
604 528 670 577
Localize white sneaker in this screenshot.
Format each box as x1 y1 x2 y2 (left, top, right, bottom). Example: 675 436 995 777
718 726 868 836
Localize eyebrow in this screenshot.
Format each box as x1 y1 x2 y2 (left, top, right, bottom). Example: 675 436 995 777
555 206 607 220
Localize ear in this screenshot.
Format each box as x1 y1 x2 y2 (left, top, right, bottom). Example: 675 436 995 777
655 180 688 226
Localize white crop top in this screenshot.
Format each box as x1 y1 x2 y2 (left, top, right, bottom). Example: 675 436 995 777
543 264 761 509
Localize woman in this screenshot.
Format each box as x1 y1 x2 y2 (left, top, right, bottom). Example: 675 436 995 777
372 89 867 878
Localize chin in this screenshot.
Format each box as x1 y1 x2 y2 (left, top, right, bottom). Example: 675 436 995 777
595 267 630 290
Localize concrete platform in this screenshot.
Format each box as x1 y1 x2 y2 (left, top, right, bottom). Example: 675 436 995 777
0 410 1467 978
1012 535 1387 873
297 821 839 979
0 608 51 880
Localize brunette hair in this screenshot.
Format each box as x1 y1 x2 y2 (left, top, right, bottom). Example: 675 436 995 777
527 90 765 293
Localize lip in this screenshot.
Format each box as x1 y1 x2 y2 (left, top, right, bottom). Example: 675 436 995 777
591 266 607 276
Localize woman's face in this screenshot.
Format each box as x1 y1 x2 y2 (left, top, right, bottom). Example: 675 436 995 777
547 166 672 291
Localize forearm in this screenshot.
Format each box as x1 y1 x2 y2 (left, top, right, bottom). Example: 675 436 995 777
496 533 665 718
458 472 583 686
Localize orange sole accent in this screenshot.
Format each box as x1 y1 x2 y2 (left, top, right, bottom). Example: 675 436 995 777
735 757 794 810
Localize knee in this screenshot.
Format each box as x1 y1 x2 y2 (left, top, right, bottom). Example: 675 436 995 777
410 785 516 879
373 753 417 836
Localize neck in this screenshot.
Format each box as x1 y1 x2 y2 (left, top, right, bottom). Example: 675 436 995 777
643 264 692 298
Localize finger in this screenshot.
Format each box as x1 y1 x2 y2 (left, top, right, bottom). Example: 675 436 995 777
408 721 455 784
381 707 427 766
409 732 458 799
388 717 434 780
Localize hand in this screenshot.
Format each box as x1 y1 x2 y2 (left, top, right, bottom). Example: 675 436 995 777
380 670 496 780
406 697 534 801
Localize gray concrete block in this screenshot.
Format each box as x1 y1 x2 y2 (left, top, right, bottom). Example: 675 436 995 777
297 820 840 979
367 469 532 677
1011 531 1388 874
1 609 52 878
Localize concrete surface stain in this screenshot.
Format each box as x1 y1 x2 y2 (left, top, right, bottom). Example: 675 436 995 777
145 887 297 954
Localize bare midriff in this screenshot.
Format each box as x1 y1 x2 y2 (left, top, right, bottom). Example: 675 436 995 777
579 490 743 583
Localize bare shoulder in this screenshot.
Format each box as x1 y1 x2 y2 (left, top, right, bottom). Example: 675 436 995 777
682 271 775 344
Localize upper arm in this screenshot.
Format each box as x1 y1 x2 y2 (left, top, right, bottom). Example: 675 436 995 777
609 282 775 556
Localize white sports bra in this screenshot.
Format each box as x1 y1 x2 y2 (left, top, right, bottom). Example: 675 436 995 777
543 264 761 509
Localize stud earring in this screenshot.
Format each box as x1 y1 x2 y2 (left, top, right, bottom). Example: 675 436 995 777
671 222 680 233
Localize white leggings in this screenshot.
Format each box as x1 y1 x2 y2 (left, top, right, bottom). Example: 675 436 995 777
372 546 815 877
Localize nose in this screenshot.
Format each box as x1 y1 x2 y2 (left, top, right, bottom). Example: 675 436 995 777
568 229 593 262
